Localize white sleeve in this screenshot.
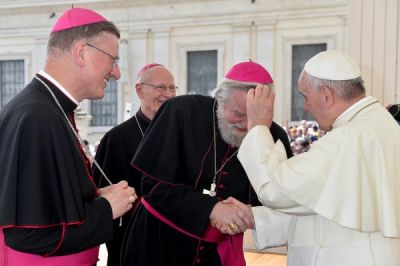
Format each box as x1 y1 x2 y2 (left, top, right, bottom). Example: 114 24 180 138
251 206 291 250
238 125 313 214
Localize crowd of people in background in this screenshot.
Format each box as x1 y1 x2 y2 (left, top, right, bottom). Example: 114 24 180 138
284 119 325 155
85 119 324 159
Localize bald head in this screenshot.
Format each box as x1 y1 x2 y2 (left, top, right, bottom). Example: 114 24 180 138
137 65 170 84
135 64 176 120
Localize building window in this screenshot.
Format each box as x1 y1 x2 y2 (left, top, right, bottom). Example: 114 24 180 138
291 43 327 121
0 60 25 108
90 80 118 126
187 50 217 96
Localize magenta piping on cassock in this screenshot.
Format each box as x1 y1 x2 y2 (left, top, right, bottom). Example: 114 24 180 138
141 197 245 266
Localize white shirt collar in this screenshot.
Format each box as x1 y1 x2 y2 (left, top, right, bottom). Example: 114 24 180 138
38 70 79 105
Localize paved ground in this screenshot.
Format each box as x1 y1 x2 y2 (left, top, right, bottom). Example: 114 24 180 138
98 244 287 266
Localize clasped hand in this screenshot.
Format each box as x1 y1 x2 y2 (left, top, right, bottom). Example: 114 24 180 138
209 197 254 235
98 180 137 219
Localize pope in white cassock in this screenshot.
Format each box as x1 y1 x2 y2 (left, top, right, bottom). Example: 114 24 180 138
238 50 400 266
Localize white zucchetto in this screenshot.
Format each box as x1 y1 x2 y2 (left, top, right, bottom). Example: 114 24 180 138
304 50 361 80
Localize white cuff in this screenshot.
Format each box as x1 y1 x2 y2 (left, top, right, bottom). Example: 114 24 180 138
252 206 290 250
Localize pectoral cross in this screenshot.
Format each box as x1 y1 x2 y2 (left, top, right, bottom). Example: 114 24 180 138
203 182 216 197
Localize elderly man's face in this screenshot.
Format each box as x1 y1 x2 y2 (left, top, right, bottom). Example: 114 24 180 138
217 89 248 147
298 72 329 131
137 67 176 119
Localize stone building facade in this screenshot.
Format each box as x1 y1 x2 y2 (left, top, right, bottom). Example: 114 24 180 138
0 0 398 143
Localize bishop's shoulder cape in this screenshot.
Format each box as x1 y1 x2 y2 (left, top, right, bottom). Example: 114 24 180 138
0 75 112 256
121 95 292 266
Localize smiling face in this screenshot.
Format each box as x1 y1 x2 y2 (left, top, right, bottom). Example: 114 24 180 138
83 32 121 100
136 66 176 119
217 89 248 147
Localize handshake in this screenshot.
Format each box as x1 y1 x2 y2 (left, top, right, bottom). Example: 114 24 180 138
209 197 254 235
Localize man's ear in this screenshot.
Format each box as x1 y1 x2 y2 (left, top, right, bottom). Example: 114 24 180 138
73 42 86 66
136 83 144 99
319 85 335 108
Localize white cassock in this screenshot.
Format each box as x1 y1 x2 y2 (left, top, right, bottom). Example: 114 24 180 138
238 96 400 266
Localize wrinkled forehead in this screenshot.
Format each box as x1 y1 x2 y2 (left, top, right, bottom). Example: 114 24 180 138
222 89 248 109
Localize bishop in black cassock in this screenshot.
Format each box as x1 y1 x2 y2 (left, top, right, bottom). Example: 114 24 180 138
0 74 113 256
0 7 136 265
93 109 150 264
93 63 176 266
121 93 292 265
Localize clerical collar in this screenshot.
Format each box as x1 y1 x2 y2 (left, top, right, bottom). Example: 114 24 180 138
136 108 151 123
38 70 79 105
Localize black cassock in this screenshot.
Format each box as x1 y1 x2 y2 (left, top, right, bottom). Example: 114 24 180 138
0 75 112 256
121 95 292 266
93 109 150 266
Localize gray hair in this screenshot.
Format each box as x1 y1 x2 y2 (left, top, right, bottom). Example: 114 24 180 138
213 81 273 105
305 72 365 101
47 21 120 53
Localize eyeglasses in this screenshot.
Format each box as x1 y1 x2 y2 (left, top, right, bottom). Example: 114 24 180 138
86 43 119 68
141 82 178 93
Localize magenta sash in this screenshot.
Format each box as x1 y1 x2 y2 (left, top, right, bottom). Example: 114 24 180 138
0 229 99 266
141 198 245 266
